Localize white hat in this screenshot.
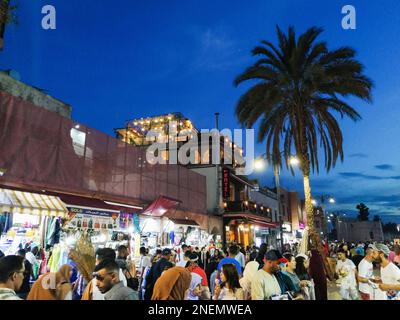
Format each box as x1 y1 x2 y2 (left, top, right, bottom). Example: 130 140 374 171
296 253 309 260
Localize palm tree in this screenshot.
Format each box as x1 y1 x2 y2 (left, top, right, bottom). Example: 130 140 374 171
0 0 18 50
234 26 373 247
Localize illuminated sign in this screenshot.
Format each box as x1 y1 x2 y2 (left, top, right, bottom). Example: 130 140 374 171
222 168 230 199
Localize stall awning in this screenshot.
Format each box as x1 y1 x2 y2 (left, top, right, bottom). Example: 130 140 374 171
224 213 278 229
141 196 181 217
53 193 120 213
0 188 68 217
169 218 199 227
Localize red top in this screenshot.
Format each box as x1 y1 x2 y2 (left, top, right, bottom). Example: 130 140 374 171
189 266 208 287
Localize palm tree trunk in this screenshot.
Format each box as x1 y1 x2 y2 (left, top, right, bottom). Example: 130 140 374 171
303 174 314 230
301 158 335 280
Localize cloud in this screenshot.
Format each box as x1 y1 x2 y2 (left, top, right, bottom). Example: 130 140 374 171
338 172 383 180
201 29 233 52
189 26 250 71
348 153 368 158
338 194 400 206
338 172 400 180
374 164 395 171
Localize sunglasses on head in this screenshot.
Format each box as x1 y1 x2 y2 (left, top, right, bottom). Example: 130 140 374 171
92 272 114 281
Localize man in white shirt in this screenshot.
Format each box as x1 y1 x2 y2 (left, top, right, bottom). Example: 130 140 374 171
0 255 25 300
335 249 359 300
138 247 152 278
235 245 246 272
251 250 282 300
176 250 191 267
370 243 400 300
179 244 189 263
357 247 375 300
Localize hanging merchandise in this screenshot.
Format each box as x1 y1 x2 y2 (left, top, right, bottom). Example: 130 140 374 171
45 217 62 249
0 213 13 235
69 232 96 283
133 214 140 233
119 213 132 230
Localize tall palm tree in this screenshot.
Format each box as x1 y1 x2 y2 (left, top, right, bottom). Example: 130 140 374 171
0 0 18 50
234 26 373 247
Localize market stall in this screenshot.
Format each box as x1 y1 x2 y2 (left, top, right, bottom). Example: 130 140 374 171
0 187 68 255
164 218 208 247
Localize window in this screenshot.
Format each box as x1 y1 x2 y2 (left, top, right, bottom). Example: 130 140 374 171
70 128 86 156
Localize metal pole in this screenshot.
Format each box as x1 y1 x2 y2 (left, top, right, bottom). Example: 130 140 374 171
274 165 284 252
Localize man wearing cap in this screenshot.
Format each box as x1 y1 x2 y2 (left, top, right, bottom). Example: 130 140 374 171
144 248 174 300
251 250 283 300
370 243 400 299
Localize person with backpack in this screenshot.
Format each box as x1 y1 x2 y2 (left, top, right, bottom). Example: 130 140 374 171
116 245 139 292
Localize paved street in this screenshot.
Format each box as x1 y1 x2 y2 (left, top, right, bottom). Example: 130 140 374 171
327 282 342 300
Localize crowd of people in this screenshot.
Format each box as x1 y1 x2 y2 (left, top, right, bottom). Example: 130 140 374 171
0 240 399 300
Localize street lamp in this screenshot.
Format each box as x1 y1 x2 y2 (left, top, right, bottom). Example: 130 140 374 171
311 199 317 205
254 158 266 171
289 157 300 166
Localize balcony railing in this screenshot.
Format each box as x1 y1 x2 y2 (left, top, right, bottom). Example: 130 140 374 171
223 200 273 222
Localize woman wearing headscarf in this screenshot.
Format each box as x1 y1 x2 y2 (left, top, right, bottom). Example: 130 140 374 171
151 266 191 300
308 249 327 300
187 273 203 300
27 264 72 300
239 261 259 300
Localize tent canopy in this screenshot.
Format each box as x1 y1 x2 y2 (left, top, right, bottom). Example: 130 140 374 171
141 196 181 217
0 188 68 217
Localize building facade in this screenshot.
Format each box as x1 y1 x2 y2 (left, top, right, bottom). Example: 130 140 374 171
0 89 210 249
336 219 384 243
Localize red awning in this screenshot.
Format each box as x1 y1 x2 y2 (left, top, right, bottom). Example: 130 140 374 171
141 196 181 217
224 213 278 228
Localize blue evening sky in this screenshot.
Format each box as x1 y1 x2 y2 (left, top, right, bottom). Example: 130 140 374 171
2 0 400 222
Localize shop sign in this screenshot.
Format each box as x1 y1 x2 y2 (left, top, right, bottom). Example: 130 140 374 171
222 168 230 199
282 223 292 233
66 206 119 230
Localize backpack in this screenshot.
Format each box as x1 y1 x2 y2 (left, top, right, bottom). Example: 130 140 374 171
116 259 139 291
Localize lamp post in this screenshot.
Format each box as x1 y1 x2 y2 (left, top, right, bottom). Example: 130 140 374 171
254 152 299 252
312 195 336 240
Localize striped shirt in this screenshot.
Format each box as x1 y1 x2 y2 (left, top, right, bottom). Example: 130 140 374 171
0 288 22 300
